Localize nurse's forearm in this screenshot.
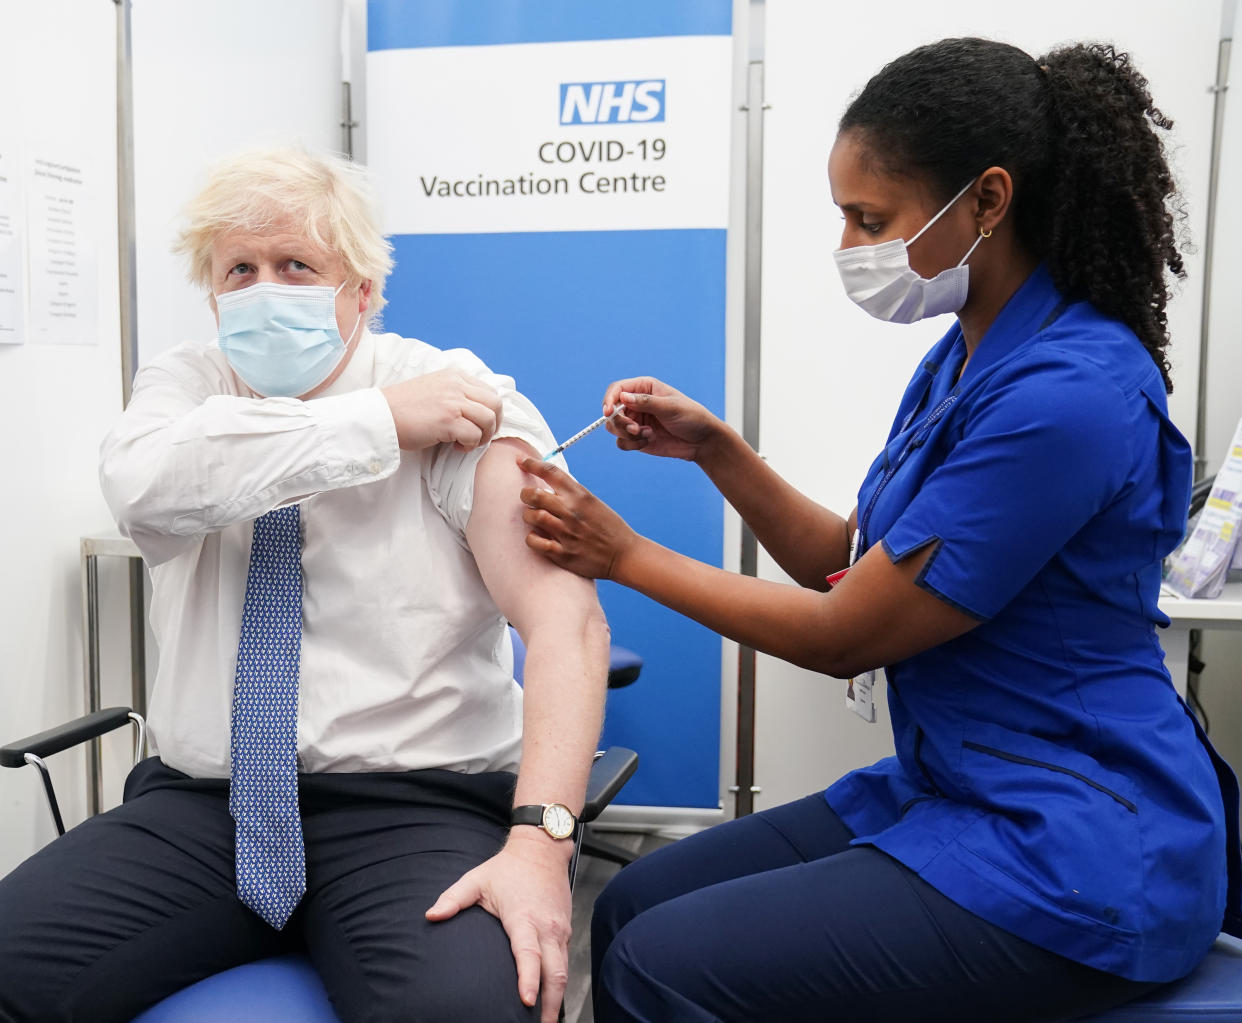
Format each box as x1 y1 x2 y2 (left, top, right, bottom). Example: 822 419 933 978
610 534 851 673
696 426 852 588
610 533 975 678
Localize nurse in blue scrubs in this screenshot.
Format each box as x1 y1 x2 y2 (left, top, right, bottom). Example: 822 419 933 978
518 36 1242 1023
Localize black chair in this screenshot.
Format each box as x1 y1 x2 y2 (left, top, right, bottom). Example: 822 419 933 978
1 707 638 1021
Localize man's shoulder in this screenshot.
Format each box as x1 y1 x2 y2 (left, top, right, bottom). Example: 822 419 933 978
370 331 494 382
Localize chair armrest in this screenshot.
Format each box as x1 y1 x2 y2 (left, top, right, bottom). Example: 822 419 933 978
0 707 137 767
582 747 638 823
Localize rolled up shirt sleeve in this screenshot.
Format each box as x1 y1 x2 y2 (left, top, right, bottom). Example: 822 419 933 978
423 355 560 539
100 342 400 566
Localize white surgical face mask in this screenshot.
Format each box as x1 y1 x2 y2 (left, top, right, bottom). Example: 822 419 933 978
833 179 985 324
215 280 363 397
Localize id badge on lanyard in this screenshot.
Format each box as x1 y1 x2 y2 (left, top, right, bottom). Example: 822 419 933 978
840 389 958 724
842 528 878 723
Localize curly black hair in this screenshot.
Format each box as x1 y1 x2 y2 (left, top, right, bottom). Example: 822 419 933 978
839 37 1185 392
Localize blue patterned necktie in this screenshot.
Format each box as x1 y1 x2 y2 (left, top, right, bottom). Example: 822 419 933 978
229 504 306 930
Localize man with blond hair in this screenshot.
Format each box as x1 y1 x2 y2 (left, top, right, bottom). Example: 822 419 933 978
0 147 609 1023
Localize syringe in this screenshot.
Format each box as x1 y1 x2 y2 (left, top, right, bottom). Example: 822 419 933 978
541 406 624 461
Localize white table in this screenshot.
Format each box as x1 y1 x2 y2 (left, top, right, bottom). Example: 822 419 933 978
1159 581 1242 697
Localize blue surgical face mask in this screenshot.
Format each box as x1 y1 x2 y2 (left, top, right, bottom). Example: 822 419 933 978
215 281 363 398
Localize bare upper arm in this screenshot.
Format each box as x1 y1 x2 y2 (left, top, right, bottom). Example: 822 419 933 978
465 438 601 638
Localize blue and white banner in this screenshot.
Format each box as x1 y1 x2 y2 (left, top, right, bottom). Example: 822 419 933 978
368 34 730 233
367 0 733 810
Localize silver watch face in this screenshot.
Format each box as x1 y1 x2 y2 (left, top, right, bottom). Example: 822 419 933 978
542 803 576 840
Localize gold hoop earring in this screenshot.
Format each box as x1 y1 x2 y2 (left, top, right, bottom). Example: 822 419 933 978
980 228 993 239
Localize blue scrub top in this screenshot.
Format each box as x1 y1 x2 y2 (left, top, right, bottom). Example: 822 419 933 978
825 265 1242 982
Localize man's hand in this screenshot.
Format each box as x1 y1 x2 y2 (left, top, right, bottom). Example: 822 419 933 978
381 369 503 451
426 831 574 1023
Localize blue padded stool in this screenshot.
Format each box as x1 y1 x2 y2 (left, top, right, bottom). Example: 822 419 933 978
1075 933 1242 1021
131 954 340 1023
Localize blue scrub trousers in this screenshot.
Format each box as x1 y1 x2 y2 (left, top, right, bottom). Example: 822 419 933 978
592 795 1158 1022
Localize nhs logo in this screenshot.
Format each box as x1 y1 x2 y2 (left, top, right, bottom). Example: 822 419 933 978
559 80 665 125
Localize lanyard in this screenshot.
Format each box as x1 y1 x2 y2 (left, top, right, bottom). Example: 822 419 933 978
856 297 1070 555
857 390 959 554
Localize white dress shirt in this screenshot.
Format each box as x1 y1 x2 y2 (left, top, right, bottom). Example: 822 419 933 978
100 329 559 779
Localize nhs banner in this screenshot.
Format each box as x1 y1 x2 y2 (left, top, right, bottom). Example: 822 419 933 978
368 27 731 235
368 1 732 812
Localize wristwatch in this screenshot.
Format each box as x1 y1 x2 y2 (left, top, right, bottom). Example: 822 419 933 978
511 802 579 840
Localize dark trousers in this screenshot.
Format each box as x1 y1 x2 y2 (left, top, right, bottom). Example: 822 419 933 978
0 757 536 1023
592 794 1158 1022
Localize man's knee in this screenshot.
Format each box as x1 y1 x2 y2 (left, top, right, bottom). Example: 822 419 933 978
364 974 536 1023
0 856 78 1023
335 905 537 1023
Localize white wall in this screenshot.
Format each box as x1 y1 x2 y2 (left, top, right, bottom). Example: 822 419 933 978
0 0 126 875
131 0 344 365
1199 1 1242 779
1201 1 1239 470
752 0 1222 811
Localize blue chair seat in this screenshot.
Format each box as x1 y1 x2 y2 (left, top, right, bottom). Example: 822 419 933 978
1076 933 1242 1021
132 954 340 1023
135 934 1242 1021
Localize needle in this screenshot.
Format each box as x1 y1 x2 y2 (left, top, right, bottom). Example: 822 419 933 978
541 406 624 461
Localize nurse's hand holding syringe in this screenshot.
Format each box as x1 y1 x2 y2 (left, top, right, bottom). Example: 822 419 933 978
542 377 721 461
521 375 854 593
596 377 724 462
